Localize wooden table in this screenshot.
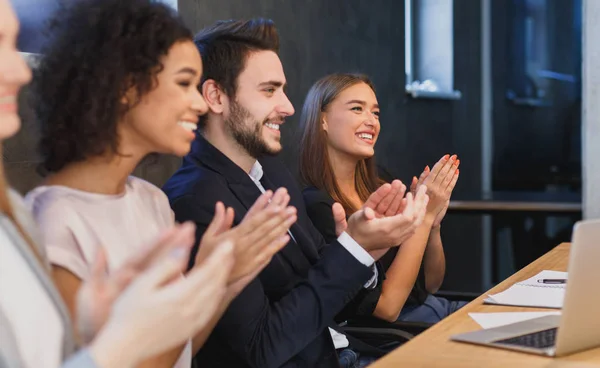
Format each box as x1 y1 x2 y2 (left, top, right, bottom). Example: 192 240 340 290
448 191 582 214
370 243 600 368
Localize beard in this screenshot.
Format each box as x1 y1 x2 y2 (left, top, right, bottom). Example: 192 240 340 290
225 101 282 159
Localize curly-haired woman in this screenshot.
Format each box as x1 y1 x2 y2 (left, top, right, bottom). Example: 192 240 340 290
24 1 295 367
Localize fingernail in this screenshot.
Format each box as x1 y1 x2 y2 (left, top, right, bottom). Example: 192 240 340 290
444 154 450 160
450 154 457 160
456 159 460 166
425 166 430 171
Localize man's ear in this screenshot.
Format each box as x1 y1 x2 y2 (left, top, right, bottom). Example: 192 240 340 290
202 79 226 115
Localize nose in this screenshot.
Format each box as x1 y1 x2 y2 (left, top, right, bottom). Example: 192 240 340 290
192 87 209 117
365 112 377 126
0 51 32 89
278 92 295 117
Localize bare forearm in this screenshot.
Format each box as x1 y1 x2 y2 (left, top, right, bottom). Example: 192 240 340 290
373 216 434 322
424 226 445 293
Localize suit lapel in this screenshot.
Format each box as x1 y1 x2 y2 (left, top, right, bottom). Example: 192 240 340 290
190 136 314 274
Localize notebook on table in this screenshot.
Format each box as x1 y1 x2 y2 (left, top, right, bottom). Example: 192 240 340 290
483 270 567 309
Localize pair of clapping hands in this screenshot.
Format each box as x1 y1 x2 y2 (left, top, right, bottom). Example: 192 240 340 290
331 154 461 259
76 188 296 367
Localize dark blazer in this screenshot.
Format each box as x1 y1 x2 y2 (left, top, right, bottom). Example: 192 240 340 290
163 136 373 368
302 186 429 308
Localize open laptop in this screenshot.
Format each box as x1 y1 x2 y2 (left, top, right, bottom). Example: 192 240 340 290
451 219 600 357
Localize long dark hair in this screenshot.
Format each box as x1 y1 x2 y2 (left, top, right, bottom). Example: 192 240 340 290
298 73 384 215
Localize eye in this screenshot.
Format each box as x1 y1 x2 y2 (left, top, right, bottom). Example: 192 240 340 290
178 80 192 87
264 88 276 95
351 106 363 112
373 111 380 118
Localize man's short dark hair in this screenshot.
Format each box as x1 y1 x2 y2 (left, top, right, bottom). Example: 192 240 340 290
194 18 279 125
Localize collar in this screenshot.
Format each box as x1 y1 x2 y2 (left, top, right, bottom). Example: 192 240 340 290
189 134 252 184
248 160 264 182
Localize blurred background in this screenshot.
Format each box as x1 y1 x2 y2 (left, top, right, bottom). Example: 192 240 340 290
9 0 599 294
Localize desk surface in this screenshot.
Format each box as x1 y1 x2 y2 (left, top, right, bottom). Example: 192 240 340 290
370 243 600 368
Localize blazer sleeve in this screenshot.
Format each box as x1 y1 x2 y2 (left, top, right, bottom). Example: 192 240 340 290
303 188 385 321
0 309 25 368
171 193 373 368
0 314 98 368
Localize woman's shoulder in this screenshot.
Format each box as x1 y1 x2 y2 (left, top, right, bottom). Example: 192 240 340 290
128 176 168 201
23 185 81 223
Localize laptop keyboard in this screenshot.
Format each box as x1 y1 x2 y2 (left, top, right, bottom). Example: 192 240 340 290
495 328 558 349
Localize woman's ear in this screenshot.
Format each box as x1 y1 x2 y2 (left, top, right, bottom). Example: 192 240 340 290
321 113 329 132
121 86 136 107
120 77 138 107
202 79 226 115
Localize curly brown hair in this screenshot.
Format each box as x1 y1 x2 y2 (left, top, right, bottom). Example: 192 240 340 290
33 0 192 173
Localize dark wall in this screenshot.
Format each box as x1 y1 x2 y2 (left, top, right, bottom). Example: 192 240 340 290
179 0 486 292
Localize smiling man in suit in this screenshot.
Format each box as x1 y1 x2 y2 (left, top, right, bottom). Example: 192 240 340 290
163 18 429 368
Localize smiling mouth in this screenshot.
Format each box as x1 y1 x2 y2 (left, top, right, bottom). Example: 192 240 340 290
356 133 374 141
177 121 198 132
264 122 280 131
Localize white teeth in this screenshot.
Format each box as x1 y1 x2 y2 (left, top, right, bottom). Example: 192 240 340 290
0 96 16 104
178 121 197 132
357 133 373 140
265 122 280 130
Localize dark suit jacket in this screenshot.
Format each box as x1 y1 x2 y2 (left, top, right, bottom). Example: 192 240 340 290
302 186 429 308
163 136 373 368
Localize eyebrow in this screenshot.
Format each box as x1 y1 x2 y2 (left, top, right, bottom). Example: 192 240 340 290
258 80 286 89
345 99 380 109
175 67 198 76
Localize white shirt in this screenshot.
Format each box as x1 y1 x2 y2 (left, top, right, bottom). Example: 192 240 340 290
248 161 378 349
0 230 64 368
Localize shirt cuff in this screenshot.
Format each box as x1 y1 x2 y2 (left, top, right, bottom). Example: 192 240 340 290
337 231 375 267
337 232 377 288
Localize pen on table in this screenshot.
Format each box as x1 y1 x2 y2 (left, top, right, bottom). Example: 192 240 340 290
537 279 567 284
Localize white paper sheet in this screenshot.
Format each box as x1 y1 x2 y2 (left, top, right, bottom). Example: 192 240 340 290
485 270 567 309
469 311 562 329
